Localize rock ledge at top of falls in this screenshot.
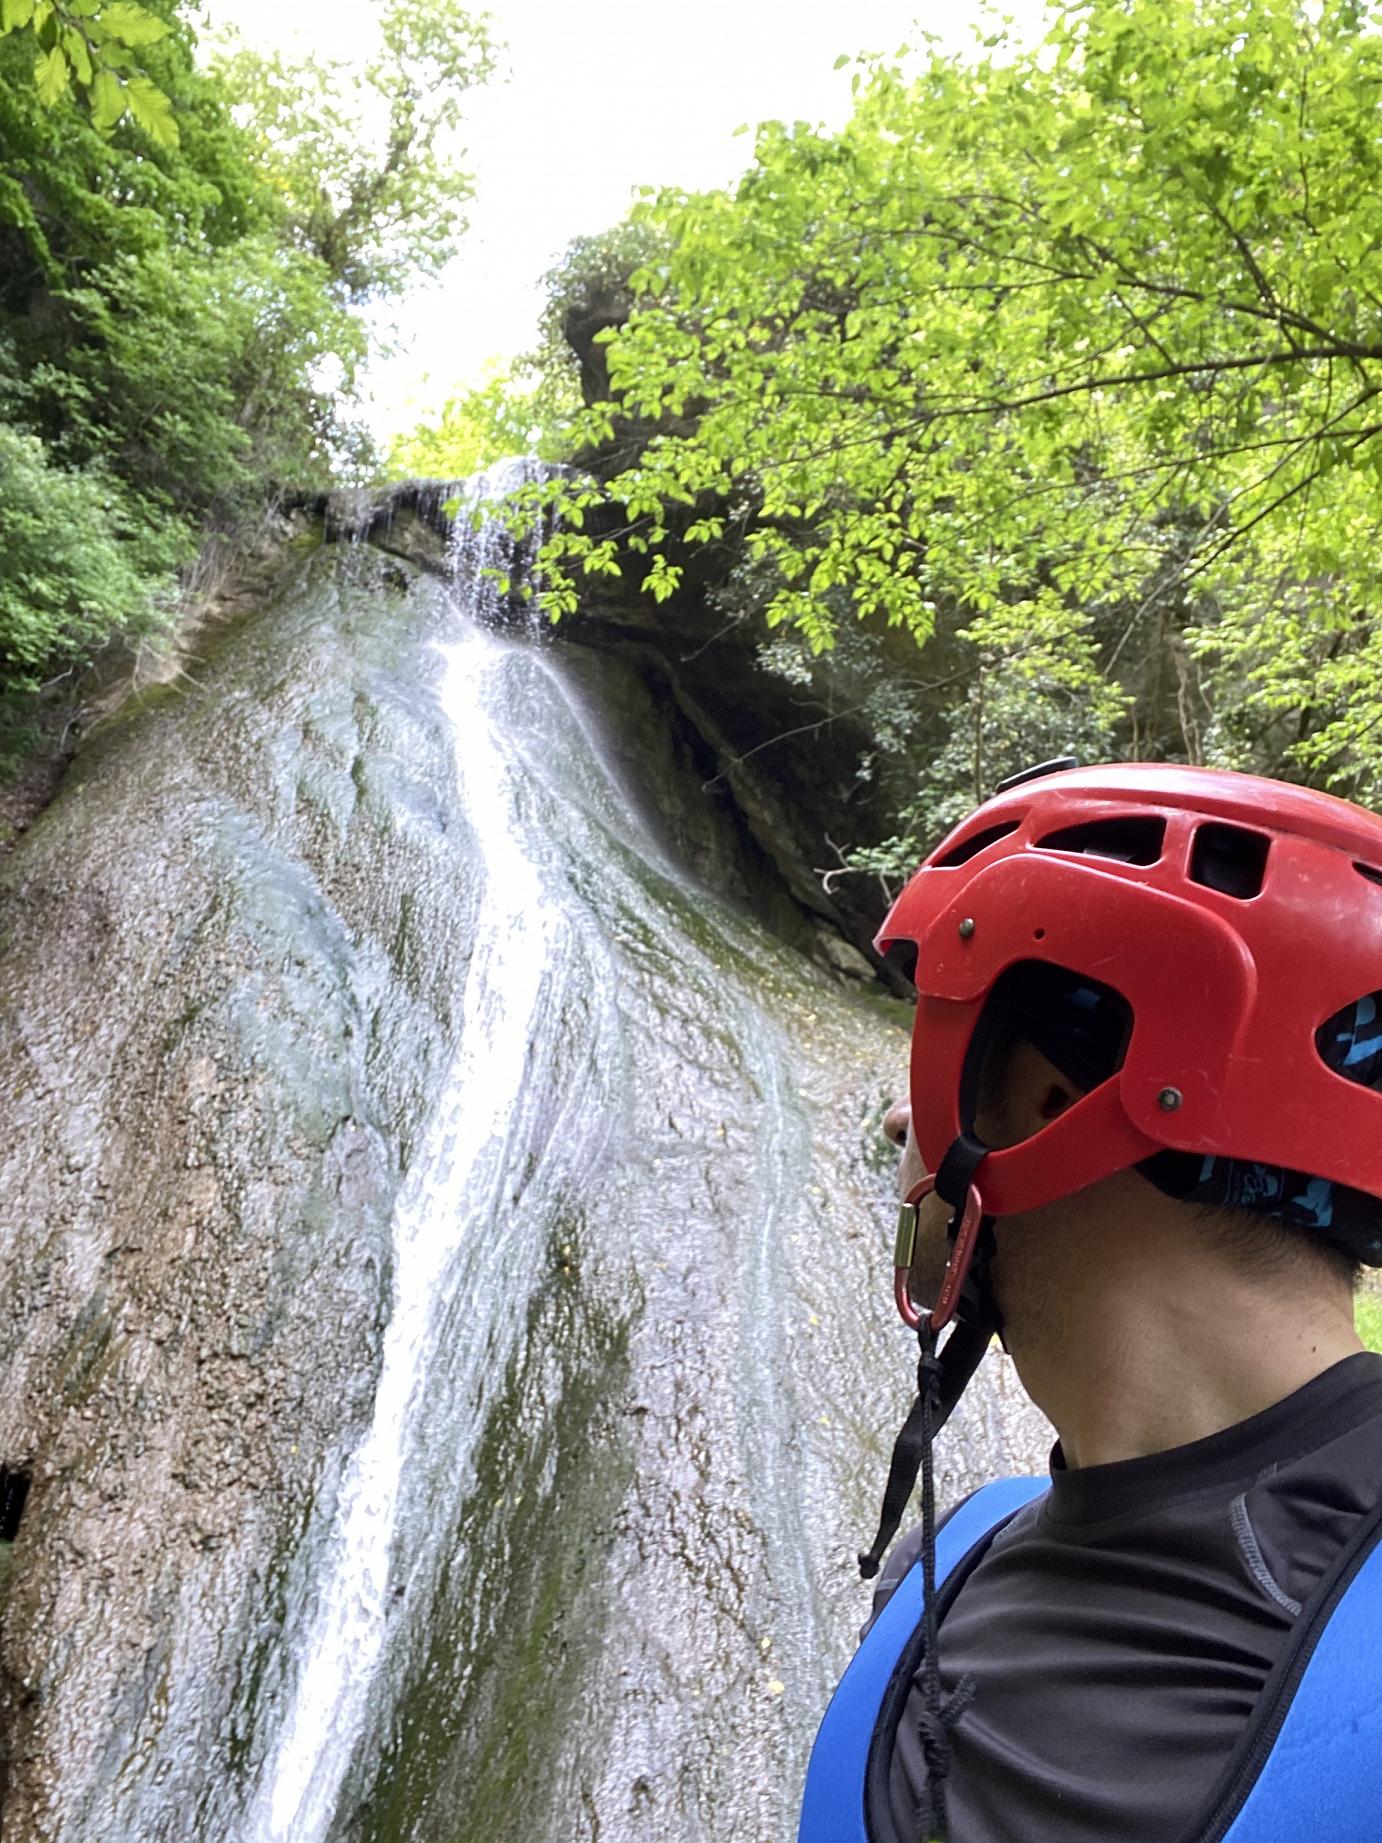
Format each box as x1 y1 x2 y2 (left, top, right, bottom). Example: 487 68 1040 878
7 481 914 996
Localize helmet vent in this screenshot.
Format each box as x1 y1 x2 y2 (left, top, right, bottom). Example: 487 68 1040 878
1190 823 1270 899
1036 817 1165 865
1317 993 1382 1090
1355 862 1382 889
934 821 1019 868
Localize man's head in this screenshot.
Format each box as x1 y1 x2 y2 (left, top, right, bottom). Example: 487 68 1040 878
877 763 1382 1361
885 1004 1365 1456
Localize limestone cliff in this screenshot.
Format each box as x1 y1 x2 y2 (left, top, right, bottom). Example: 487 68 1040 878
0 507 1047 1843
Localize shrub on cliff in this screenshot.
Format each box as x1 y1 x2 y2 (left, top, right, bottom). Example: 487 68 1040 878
0 0 495 761
0 426 172 680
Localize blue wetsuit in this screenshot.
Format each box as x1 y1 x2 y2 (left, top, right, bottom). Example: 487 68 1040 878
801 1353 1382 1843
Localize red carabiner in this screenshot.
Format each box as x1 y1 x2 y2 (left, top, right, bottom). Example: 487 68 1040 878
892 1174 986 1333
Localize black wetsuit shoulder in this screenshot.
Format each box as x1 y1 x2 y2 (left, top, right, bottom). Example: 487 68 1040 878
867 1352 1382 1843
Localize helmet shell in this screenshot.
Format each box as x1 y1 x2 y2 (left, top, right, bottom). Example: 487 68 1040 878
876 764 1382 1217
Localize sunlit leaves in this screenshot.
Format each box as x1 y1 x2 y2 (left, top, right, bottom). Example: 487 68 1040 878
99 0 166 46
121 71 174 142
524 0 1382 802
88 64 121 127
0 0 177 142
33 41 65 103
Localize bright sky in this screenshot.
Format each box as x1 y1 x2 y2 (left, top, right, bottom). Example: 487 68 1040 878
206 0 1050 438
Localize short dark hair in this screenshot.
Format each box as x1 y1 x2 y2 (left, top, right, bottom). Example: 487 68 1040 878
1194 1199 1363 1291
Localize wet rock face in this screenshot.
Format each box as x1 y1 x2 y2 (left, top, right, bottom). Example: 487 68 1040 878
0 525 1049 1843
0 544 478 1839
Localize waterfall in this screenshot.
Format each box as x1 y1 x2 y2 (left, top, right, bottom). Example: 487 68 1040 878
247 640 551 1839
0 461 1049 1843
246 466 566 1840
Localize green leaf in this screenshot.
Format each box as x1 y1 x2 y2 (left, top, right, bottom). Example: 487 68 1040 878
33 42 69 107
62 27 92 85
123 74 178 145
832 52 849 70
89 66 123 129
99 1 169 47
0 0 37 33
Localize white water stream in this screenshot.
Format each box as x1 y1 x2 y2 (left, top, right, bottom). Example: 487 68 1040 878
247 618 554 1841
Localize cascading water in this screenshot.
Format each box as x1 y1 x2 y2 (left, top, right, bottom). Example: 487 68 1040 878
236 464 817 1840
239 467 1044 1843
0 464 1050 1843
249 631 556 1836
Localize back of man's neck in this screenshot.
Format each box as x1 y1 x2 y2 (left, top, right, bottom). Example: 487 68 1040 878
1007 1261 1364 1471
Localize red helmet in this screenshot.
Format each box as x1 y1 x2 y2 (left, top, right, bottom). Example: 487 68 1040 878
876 761 1382 1229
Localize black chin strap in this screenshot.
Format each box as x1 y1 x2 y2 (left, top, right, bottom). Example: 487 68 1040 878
859 1127 997 1581
856 1131 1000 1843
856 1296 993 1581
934 1130 990 1214
857 1313 986 1843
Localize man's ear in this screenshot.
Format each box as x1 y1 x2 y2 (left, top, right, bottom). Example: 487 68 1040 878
1002 1040 1078 1144
1038 1080 1075 1123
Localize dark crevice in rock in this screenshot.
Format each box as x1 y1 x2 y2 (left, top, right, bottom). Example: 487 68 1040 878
0 1472 28 1544
0 1465 29 1810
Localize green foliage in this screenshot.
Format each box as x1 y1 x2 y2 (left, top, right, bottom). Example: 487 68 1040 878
0 0 179 144
848 668 1124 892
0 0 493 750
0 424 177 679
387 360 577 481
517 0 1382 862
1356 1288 1382 1353
0 422 181 769
212 0 497 301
